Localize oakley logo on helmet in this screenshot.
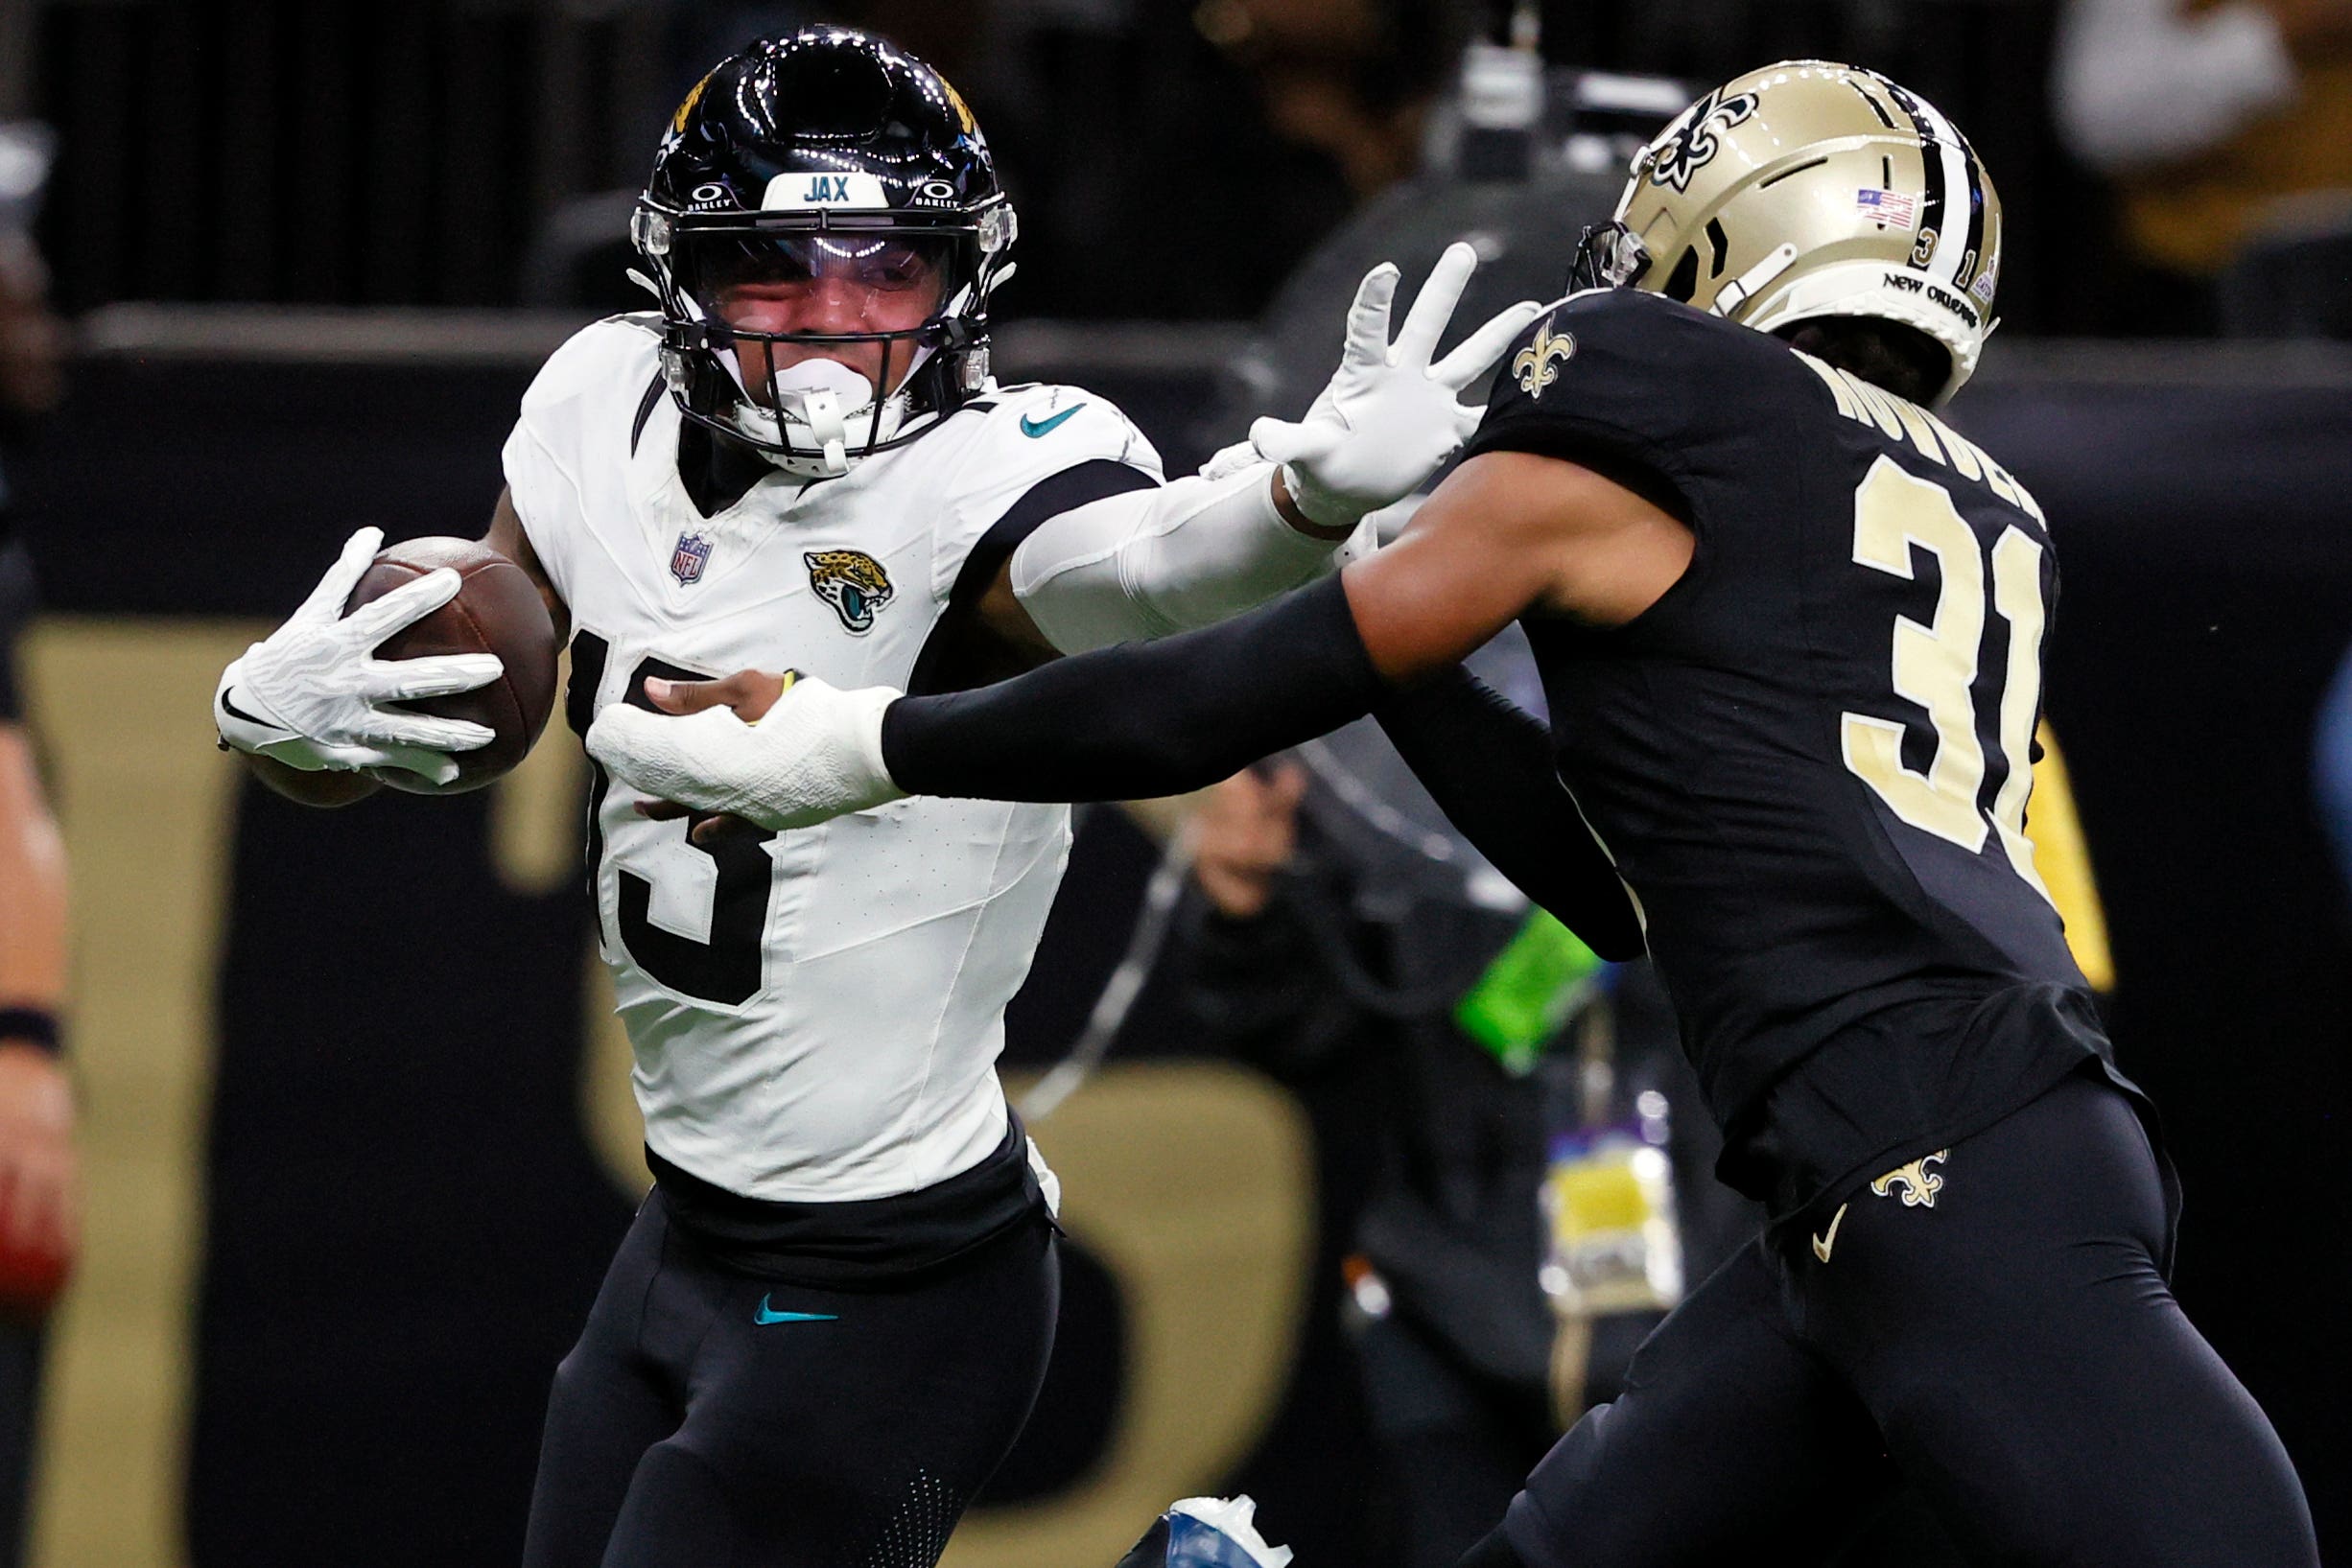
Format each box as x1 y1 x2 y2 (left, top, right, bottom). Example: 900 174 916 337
805 550 895 635
1646 88 1758 193
763 172 891 211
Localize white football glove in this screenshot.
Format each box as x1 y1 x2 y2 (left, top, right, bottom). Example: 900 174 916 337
584 674 906 831
213 526 505 787
1252 240 1541 530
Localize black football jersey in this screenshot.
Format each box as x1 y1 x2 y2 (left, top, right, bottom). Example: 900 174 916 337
1468 289 2115 1217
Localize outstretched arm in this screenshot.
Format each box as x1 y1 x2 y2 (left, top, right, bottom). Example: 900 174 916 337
589 451 1685 954
978 242 1537 659
886 598 1644 957
881 450 1690 798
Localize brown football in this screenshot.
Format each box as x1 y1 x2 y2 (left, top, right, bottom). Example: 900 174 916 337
341 536 558 795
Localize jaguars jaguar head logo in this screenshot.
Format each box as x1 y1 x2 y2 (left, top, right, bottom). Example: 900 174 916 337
804 550 894 635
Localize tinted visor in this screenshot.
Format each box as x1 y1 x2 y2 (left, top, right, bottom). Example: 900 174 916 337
675 229 967 337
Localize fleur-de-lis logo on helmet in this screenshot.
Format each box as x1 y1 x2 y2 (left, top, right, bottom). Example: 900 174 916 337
1512 319 1576 399
1646 87 1760 193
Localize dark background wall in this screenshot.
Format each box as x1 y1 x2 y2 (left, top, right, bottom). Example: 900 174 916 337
23 0 2116 332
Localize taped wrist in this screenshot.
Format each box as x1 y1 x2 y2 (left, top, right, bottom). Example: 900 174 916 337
884 573 1384 802
1009 463 1345 654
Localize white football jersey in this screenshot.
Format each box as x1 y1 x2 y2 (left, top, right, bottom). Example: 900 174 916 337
503 315 1163 1202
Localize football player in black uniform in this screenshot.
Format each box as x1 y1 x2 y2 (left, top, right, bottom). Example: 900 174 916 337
590 61 2320 1566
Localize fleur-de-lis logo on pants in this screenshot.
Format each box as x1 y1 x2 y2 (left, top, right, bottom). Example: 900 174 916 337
1512 320 1576 399
1870 1149 1950 1208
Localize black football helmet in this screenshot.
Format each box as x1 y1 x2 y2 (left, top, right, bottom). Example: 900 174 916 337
631 28 1016 476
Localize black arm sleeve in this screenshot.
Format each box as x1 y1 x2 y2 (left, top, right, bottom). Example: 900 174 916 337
1374 667 1646 961
882 573 1387 802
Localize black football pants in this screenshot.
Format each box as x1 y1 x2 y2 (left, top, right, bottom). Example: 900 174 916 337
1479 1071 2317 1568
520 1191 1058 1568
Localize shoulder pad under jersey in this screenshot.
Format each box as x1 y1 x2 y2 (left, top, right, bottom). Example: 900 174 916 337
929 385 1165 597
1468 289 1806 477
950 385 1164 489
517 314 663 432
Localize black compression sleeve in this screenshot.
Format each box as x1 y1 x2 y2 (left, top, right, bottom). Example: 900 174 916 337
883 573 1387 803
1375 667 1645 961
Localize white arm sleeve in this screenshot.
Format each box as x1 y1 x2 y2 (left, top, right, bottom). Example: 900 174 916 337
2053 0 2298 171
1007 460 1367 655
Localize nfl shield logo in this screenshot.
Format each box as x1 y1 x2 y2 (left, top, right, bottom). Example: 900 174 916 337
670 531 713 586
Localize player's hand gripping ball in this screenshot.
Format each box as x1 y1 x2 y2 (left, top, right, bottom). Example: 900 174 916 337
341 536 558 793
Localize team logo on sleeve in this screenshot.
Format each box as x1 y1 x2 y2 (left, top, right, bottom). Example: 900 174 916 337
804 550 895 635
670 531 714 586
1512 319 1576 398
1646 87 1759 192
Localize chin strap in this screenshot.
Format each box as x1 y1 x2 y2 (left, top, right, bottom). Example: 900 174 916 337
783 387 851 476
1712 242 1799 319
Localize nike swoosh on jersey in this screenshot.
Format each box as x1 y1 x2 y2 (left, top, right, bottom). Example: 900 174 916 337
1020 405 1085 438
1812 1202 1849 1263
754 1295 838 1325
218 688 288 732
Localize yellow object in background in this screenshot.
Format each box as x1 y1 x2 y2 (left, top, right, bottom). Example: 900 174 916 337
1541 1132 1682 1319
2030 722 2114 993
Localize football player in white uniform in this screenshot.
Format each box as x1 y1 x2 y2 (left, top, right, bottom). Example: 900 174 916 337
208 28 1538 1568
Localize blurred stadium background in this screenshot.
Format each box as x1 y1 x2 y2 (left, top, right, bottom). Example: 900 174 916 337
1 1 2349 1566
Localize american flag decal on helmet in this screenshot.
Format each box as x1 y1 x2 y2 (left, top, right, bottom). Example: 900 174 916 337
670 531 714 586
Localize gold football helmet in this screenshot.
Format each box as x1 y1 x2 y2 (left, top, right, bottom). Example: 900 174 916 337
1570 60 2002 405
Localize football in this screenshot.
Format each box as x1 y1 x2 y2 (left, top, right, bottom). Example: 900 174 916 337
342 535 558 795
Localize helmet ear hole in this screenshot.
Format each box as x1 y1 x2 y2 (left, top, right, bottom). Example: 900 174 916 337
1663 246 1701 304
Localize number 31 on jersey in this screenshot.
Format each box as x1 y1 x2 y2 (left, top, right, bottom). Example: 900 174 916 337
1842 456 2053 901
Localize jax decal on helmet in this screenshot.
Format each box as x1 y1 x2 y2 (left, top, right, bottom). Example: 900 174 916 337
1565 59 2003 405
629 28 1019 476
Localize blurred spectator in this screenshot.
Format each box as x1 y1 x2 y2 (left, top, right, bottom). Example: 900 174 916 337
0 120 74 1568
2054 0 2352 333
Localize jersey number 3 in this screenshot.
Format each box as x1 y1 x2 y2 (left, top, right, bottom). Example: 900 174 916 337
570 630 777 1005
1842 456 2052 900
